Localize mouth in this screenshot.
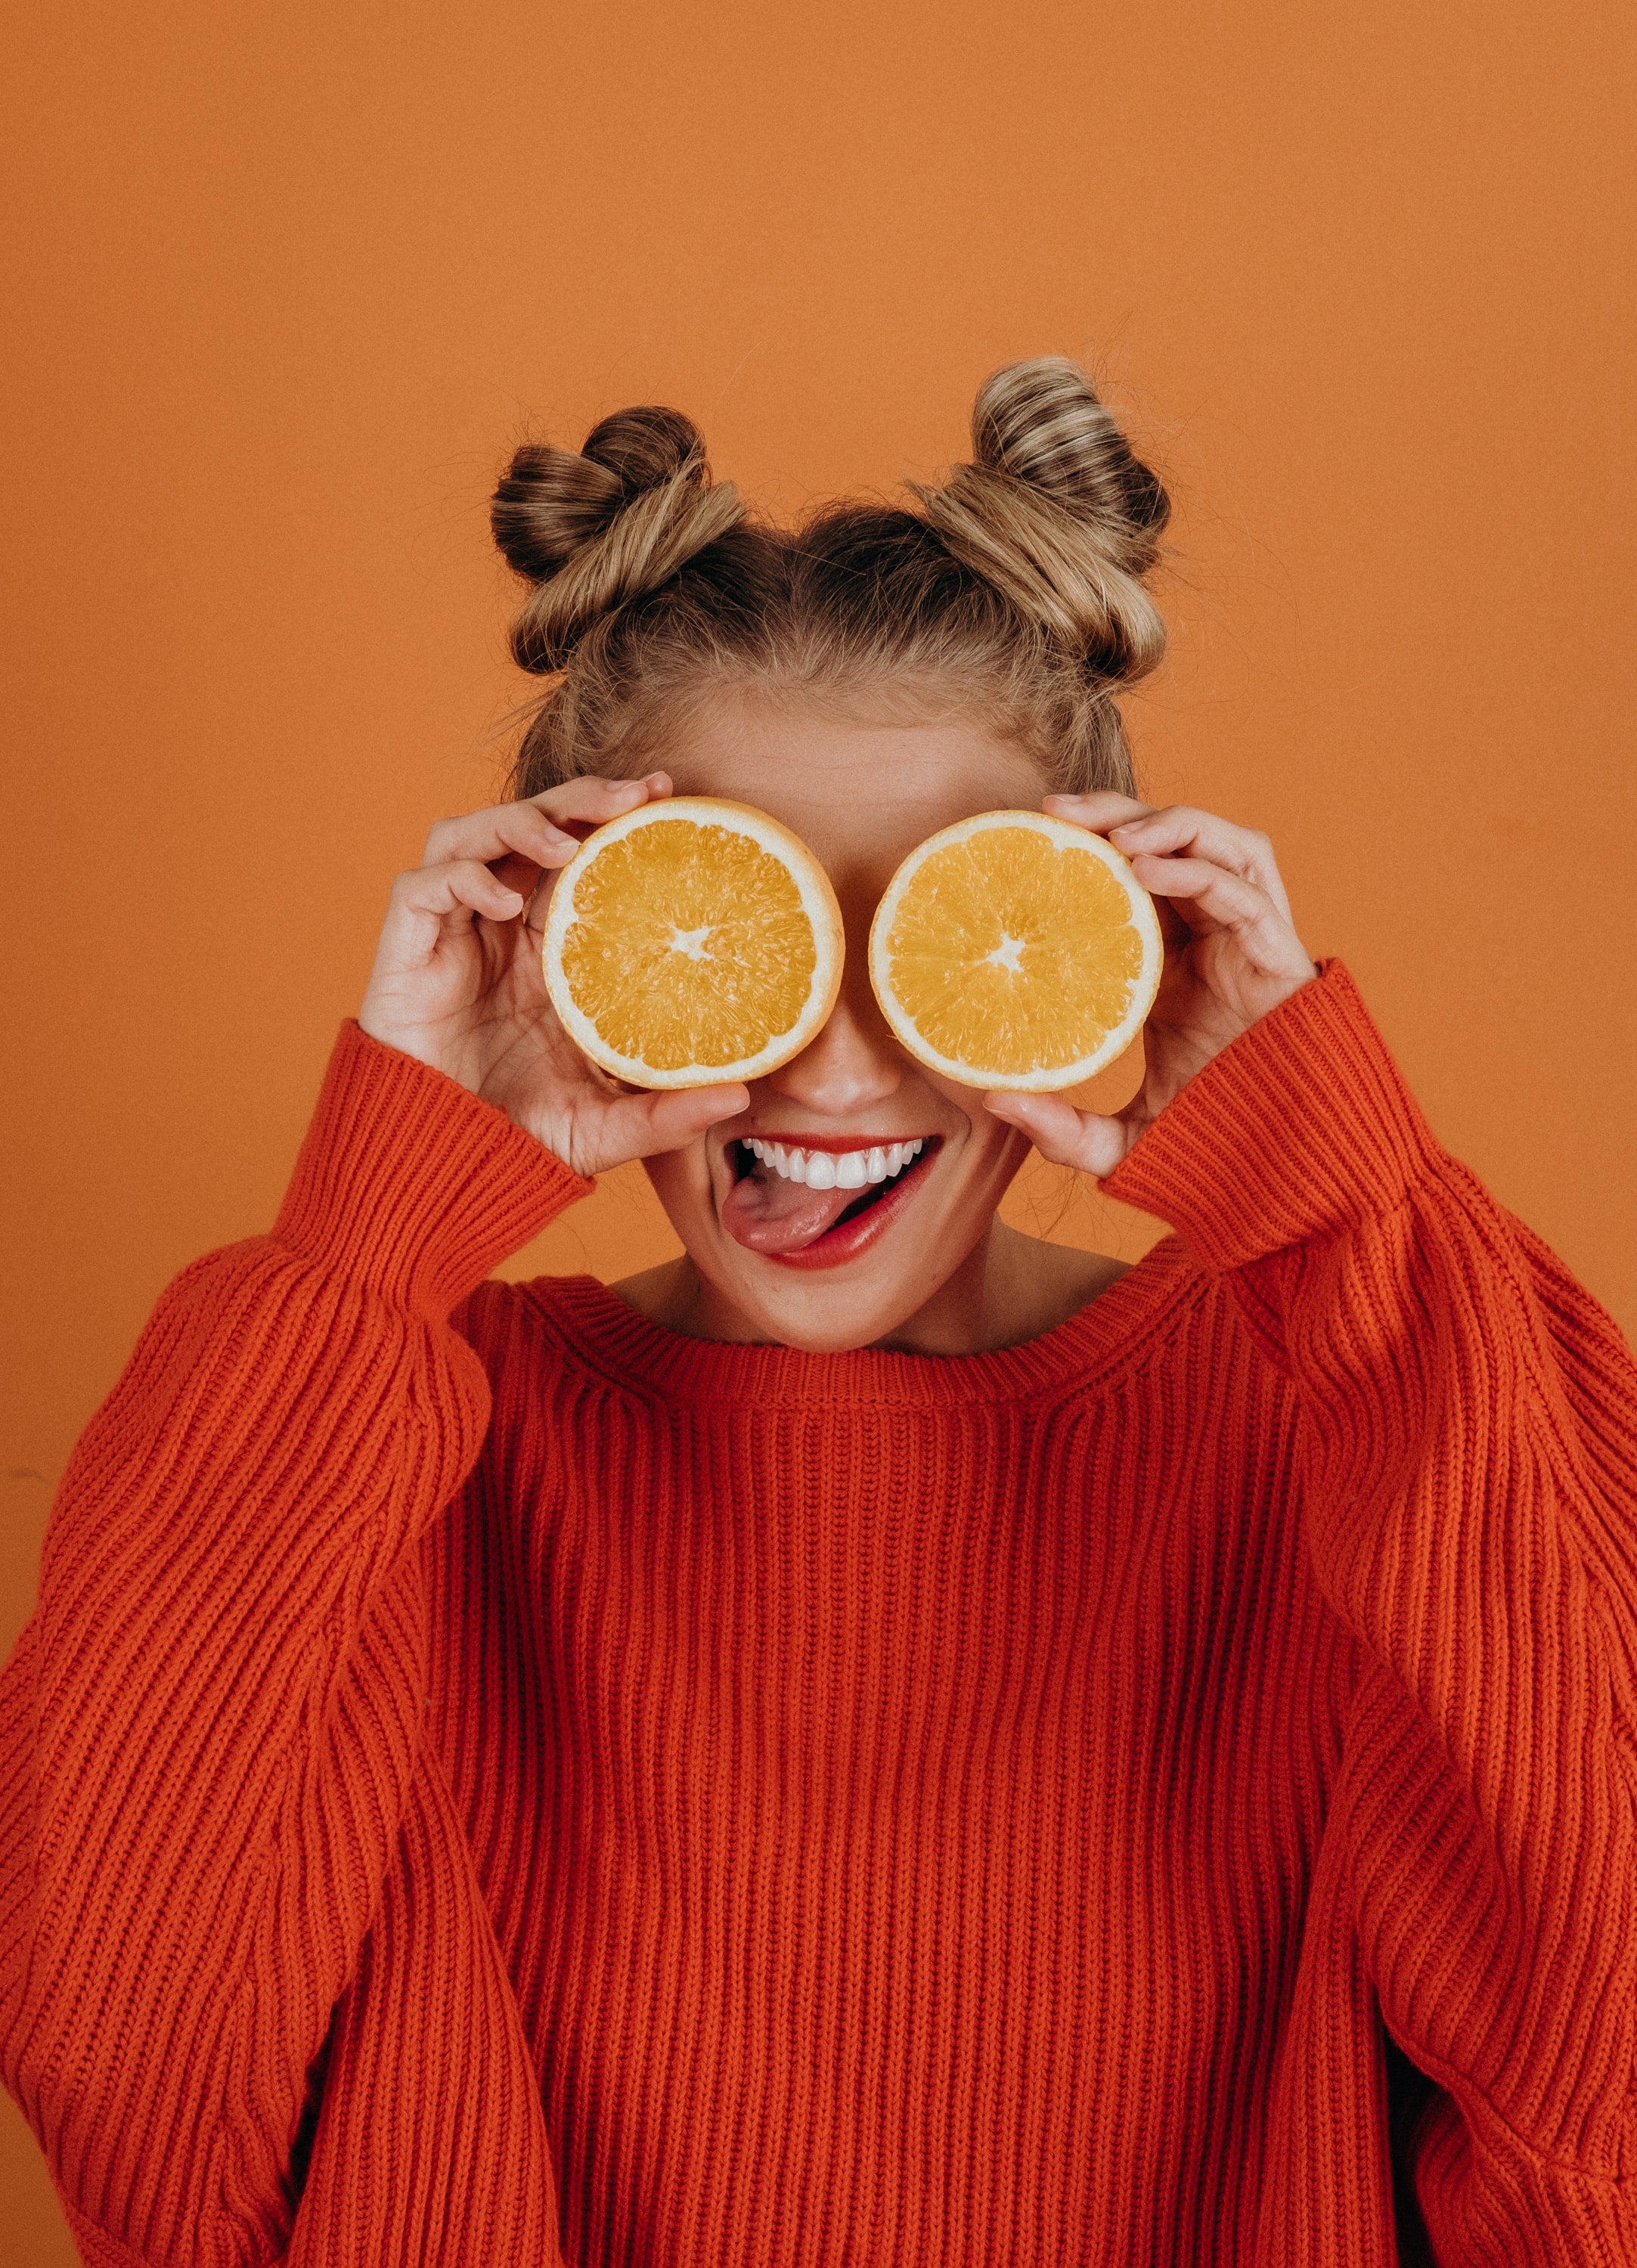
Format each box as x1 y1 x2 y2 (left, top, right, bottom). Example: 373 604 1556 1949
719 1132 942 1271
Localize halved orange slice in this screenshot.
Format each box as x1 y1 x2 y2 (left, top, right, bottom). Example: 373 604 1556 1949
541 796 845 1088
868 809 1163 1090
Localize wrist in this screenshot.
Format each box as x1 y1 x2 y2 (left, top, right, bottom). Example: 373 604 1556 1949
355 1000 483 1098
1102 959 1437 1269
274 1021 593 1317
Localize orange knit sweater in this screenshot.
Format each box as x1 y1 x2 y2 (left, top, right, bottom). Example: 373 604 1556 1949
3 959 1635 2267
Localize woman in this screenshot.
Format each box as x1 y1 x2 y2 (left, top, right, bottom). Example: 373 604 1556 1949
3 360 1634 2267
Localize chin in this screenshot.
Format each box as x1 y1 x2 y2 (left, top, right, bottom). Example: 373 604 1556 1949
707 1256 951 1354
643 1114 1018 1352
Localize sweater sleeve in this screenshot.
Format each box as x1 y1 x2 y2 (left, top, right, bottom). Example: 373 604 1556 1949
0 1022 591 2267
1101 959 1637 2253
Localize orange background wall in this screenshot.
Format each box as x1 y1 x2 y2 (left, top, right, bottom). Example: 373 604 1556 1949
3 0 1633 2250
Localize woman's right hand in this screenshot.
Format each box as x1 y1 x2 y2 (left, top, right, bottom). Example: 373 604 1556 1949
358 773 749 1178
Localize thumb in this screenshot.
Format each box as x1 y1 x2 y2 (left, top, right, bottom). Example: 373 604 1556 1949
983 1091 1134 1182
638 1083 751 1155
590 1083 750 1170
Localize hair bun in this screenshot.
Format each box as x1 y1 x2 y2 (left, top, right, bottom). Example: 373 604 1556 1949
910 356 1170 683
491 404 744 672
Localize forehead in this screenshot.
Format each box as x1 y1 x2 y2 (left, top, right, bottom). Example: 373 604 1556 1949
656 697 1046 888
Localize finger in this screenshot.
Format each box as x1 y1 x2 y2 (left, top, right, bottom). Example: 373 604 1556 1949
396 857 526 919
1042 790 1156 835
527 772 673 837
1104 807 1291 919
423 801 580 873
594 1081 749 1161
983 1090 1131 1180
1128 852 1310 973
420 775 669 872
378 859 527 963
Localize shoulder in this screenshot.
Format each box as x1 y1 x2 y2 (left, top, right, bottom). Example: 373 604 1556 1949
1095 1235 1304 1418
451 1270 594 1379
1006 1232 1285 1421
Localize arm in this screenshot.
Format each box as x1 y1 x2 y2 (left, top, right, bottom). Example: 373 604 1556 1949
0 769 748 2266
1101 961 1637 2252
0 1023 589 2265
991 794 1637 2253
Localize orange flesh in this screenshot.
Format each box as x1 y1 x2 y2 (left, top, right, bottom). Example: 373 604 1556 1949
560 820 819 1071
882 828 1146 1074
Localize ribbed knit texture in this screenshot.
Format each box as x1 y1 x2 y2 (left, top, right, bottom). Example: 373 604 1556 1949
3 959 1635 2266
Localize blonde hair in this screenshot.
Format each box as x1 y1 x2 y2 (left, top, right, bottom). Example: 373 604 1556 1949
491 358 1170 800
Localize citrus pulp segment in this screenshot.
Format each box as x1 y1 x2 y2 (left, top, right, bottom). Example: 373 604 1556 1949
541 797 845 1088
867 810 1164 1090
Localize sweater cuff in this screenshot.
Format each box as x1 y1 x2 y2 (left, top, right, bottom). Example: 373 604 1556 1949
1097 959 1443 1272
271 1021 594 1318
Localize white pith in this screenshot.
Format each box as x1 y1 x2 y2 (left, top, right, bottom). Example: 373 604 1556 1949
741 1136 926 1191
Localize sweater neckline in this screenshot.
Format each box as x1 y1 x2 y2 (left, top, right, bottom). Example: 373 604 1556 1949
519 1235 1199 1409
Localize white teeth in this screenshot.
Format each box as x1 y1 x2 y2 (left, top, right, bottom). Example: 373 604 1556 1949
743 1136 927 1187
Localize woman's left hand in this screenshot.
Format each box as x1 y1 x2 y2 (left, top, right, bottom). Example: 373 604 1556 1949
983 792 1319 1179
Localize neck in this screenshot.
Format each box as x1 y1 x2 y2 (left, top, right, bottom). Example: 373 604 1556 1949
612 1219 1129 1356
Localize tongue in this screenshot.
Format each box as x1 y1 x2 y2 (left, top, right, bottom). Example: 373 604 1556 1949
721 1157 863 1256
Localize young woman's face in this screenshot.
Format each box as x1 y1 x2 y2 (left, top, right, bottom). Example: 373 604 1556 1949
638 698 1049 1352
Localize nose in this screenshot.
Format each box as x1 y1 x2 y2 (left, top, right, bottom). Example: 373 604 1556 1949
764 962 905 1117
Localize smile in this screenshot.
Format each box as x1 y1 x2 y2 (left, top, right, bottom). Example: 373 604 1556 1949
720 1132 943 1269
739 1137 927 1190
